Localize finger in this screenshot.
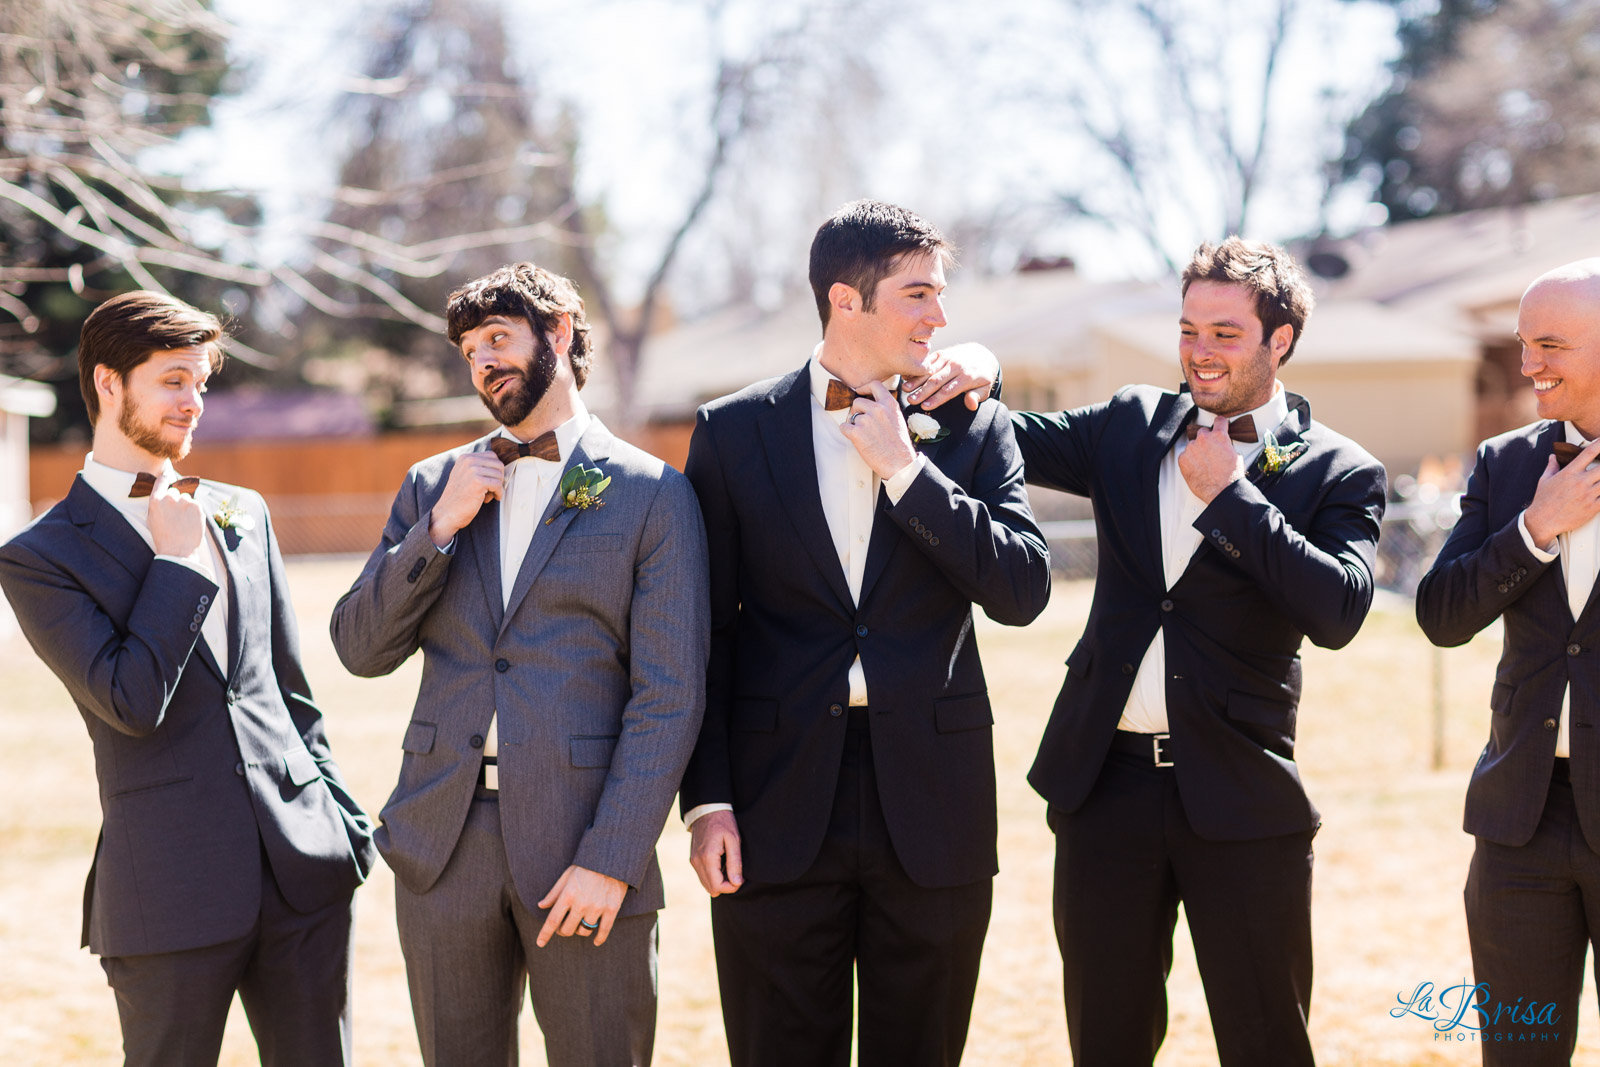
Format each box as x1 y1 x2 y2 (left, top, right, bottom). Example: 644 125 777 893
964 386 985 411
1211 415 1229 437
863 379 895 405
723 832 744 889
917 376 968 410
593 905 619 947
576 920 594 937
537 867 571 909
1581 437 1600 464
556 898 585 938
694 842 730 895
903 365 949 405
535 903 564 947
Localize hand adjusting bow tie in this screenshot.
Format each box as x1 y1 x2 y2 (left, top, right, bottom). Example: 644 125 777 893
824 377 902 411
1185 414 1258 443
128 473 199 498
1554 441 1592 469
488 432 560 465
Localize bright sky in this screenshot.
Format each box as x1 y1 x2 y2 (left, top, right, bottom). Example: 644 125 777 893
164 0 1402 303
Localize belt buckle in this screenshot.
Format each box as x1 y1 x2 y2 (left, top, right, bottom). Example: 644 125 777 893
1151 733 1172 768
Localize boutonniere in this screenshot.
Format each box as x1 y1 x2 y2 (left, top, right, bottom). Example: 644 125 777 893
906 412 949 445
212 495 256 533
546 464 611 524
1256 431 1307 475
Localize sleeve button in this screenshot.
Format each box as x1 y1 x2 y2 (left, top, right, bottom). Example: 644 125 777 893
495 658 510 672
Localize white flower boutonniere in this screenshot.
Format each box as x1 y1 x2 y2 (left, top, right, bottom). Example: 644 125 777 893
906 412 949 444
213 495 256 533
1256 431 1307 475
546 464 611 524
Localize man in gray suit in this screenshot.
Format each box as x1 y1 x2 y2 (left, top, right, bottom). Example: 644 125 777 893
0 291 375 1067
330 261 709 1066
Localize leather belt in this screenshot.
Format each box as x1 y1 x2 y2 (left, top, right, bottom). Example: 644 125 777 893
1111 729 1173 767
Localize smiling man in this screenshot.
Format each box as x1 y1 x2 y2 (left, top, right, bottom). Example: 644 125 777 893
0 291 375 1067
330 262 708 1066
1002 238 1386 1064
678 199 1050 1066
1417 258 1600 1064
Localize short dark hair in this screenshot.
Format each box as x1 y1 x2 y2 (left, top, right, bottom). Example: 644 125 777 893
78 291 226 425
445 262 594 388
808 200 954 333
1181 237 1316 364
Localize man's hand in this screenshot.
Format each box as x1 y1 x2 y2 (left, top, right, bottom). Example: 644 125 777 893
428 451 506 548
536 864 628 947
1525 439 1600 547
903 342 997 411
689 809 744 897
841 380 917 481
1179 416 1246 504
147 484 206 559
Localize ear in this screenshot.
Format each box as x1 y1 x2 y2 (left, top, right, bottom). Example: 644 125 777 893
1268 323 1293 362
546 312 573 358
828 282 862 320
92 364 122 411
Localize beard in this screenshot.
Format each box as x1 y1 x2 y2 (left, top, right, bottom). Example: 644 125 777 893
1186 342 1276 417
476 335 558 427
118 397 192 460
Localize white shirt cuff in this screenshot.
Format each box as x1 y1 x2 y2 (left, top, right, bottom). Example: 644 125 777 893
684 802 733 829
1518 510 1559 561
884 455 925 504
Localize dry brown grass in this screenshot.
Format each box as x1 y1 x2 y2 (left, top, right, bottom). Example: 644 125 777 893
2 561 1597 1065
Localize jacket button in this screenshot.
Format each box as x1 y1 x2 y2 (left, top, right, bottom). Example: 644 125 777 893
1518 567 1528 577
495 658 510 672
1231 549 1240 558
227 690 237 704
1122 663 1135 675
856 624 868 637
199 594 210 605
930 536 940 546
470 734 484 749
1498 584 1509 594
189 622 199 633
1212 529 1222 538
829 704 842 717
1569 644 1582 657
909 517 920 526
1161 599 1174 612
1545 718 1559 731
234 762 245 776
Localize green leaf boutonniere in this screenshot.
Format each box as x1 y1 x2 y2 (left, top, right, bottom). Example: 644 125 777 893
213 495 256 533
546 464 611 524
1256 431 1307 476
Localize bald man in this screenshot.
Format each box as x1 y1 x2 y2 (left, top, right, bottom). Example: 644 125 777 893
1417 259 1600 1061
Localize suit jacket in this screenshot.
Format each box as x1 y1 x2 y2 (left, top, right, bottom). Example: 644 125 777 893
329 420 709 916
1015 384 1386 840
1414 421 1600 849
0 477 375 958
677 367 1052 889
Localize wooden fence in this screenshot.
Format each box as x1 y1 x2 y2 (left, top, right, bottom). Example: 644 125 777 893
28 424 693 556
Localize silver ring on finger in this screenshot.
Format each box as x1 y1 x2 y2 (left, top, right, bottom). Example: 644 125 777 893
847 413 860 425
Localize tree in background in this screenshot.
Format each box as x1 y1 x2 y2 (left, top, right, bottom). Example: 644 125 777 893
1339 0 1600 221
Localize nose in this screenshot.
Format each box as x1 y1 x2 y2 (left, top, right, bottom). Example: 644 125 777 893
1520 343 1541 377
927 296 948 329
180 384 203 415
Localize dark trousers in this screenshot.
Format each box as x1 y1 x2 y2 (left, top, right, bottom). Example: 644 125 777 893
710 710 992 1067
99 854 355 1067
1466 763 1600 1064
395 787 658 1067
1051 740 1316 1067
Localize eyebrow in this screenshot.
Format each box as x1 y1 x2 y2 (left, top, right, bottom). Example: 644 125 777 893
1179 316 1248 330
1517 331 1570 345
899 280 941 292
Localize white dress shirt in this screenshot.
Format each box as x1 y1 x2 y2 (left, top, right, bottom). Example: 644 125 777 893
683 352 923 828
482 400 591 787
1118 384 1295 734
1516 421 1597 758
79 453 230 669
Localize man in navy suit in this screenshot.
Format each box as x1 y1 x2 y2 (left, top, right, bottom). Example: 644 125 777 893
1417 258 1600 1062
679 200 1051 1066
0 291 374 1067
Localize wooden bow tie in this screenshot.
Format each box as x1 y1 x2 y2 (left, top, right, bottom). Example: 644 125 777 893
1185 415 1258 443
488 433 560 465
824 378 901 411
128 473 199 498
1554 441 1592 469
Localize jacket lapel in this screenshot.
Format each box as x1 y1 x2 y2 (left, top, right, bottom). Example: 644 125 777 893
498 419 614 634
199 493 244 684
1245 391 1312 491
1143 389 1195 580
756 369 854 612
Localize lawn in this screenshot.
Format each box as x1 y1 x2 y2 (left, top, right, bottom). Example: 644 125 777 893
0 561 1591 1065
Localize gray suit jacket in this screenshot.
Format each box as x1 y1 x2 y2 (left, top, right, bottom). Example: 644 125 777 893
330 419 709 916
0 477 376 957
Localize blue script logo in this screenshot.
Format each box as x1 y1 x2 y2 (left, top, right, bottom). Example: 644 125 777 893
1392 981 1562 1044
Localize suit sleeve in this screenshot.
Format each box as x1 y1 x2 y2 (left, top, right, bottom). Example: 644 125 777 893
1415 443 1553 647
883 401 1052 626
1196 453 1387 650
1010 398 1117 496
678 406 738 814
570 471 710 886
328 465 454 677
0 536 217 738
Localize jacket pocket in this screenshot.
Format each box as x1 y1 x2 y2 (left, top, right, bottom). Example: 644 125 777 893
109 774 192 799
935 692 993 734
1065 640 1093 677
401 720 437 754
283 746 320 787
1491 680 1514 716
560 534 622 554
570 735 619 768
732 697 778 733
1225 691 1296 735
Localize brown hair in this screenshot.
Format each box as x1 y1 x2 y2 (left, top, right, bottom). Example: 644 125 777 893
445 263 594 388
78 291 227 425
1181 238 1315 364
809 200 954 333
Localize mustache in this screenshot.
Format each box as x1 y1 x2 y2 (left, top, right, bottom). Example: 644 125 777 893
483 369 521 392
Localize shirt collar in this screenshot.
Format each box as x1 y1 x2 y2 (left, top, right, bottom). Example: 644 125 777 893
80 452 180 506
1194 380 1293 443
1566 422 1591 447
807 348 901 422
497 396 591 465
